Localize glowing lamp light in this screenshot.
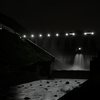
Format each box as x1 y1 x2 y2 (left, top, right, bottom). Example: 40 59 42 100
73 33 75 35
78 47 81 50
91 32 94 35
65 33 68 36
56 33 59 36
47 34 50 37
69 33 75 36
84 33 87 35
31 35 34 37
23 35 26 38
39 34 42 37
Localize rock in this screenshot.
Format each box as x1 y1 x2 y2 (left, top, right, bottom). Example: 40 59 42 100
54 95 57 97
21 85 24 87
25 87 27 89
47 81 49 84
30 84 32 86
66 89 70 93
44 88 48 90
65 81 69 84
24 97 30 100
40 84 42 86
75 80 77 82
77 82 80 84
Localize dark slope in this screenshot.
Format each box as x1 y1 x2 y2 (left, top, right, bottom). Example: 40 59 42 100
0 29 47 67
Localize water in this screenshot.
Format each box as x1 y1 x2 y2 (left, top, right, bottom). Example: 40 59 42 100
72 54 85 70
53 53 87 71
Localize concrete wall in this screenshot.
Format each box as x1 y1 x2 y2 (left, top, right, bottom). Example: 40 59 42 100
29 32 100 70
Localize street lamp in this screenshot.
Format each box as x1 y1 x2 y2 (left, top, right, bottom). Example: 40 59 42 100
65 33 68 36
23 35 26 38
31 34 34 37
47 34 51 37
56 33 59 37
69 33 75 36
84 33 87 35
73 33 75 36
91 32 94 35
39 34 42 37
78 47 82 50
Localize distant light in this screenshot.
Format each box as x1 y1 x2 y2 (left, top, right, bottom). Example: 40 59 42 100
69 33 75 36
23 35 26 38
39 34 42 37
91 32 94 35
47 34 51 37
78 47 81 50
73 33 75 35
65 33 68 36
56 33 59 36
84 33 87 35
31 34 34 37
84 32 94 35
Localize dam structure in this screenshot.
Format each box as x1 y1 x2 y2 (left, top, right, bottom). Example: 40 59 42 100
22 31 99 71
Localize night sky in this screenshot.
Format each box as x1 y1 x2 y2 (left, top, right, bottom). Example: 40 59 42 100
0 0 100 33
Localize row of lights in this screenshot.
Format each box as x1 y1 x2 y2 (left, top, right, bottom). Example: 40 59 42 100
84 32 94 35
23 33 74 38
23 32 94 38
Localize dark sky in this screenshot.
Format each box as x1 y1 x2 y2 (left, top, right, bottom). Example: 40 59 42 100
0 0 100 33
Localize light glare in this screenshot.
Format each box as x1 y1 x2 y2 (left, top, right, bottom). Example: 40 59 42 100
69 33 75 36
84 33 87 35
84 32 94 35
56 33 59 36
91 32 94 35
39 34 42 37
23 35 26 37
47 34 50 37
31 35 34 37
65 33 68 36
73 33 75 35
78 47 81 50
